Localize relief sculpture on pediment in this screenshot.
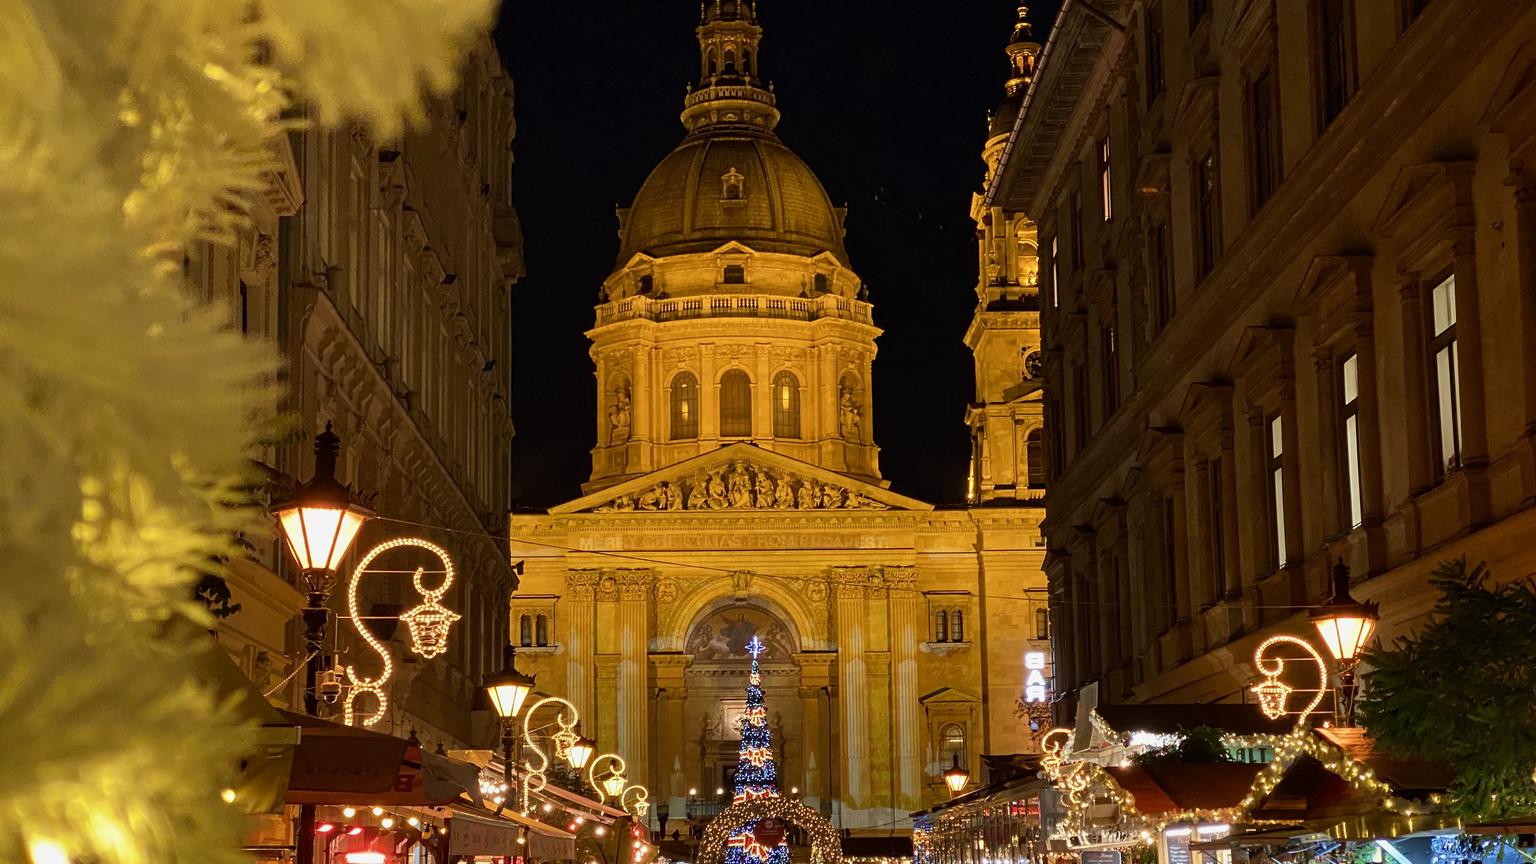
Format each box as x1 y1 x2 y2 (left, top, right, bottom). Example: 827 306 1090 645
591 461 889 512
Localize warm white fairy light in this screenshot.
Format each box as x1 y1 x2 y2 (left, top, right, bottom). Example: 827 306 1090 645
699 796 842 864
1250 634 1328 725
342 538 459 726
519 695 584 811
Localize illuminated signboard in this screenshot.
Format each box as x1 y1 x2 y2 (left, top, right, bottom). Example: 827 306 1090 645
1024 651 1050 703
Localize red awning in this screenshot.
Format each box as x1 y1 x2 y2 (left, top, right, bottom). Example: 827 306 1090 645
282 711 480 806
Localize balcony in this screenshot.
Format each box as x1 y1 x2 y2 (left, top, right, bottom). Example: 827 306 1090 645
595 294 874 327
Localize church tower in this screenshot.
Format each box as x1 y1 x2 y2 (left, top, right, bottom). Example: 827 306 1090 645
965 5 1045 503
586 0 880 493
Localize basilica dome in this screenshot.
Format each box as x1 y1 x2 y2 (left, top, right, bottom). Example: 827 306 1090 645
617 129 849 267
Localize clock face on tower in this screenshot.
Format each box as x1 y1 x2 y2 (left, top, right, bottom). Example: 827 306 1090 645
1023 350 1043 380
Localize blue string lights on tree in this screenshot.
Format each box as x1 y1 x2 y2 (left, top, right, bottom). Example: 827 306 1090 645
725 636 790 864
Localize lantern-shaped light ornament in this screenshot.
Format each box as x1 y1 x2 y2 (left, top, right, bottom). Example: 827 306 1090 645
602 768 628 798
1310 560 1380 664
273 423 373 575
567 734 597 770
401 591 460 659
1250 676 1292 720
943 754 970 795
485 645 536 719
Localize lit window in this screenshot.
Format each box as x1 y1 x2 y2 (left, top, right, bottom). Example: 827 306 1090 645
1340 353 1364 529
772 371 800 438
1049 236 1060 308
950 609 965 643
1427 273 1461 476
1100 137 1113 221
1267 413 1286 570
939 724 966 770
719 370 752 437
671 372 700 440
1195 151 1220 278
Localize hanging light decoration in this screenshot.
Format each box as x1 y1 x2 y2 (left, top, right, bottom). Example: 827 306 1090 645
943 754 971 795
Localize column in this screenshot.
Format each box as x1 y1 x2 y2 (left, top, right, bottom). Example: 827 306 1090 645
1353 299 1388 574
1218 423 1242 598
794 652 837 815
1310 352 1343 538
1450 229 1492 524
595 655 620 750
887 569 922 811
617 572 650 787
564 571 597 722
1397 276 1433 496
834 577 869 810
650 653 690 833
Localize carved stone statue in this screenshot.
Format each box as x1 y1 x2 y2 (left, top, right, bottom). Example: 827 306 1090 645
707 470 728 509
637 486 660 510
839 385 861 441
796 480 815 509
686 475 706 510
728 464 751 509
608 385 632 444
754 469 775 509
660 481 683 511
819 482 842 509
774 474 795 509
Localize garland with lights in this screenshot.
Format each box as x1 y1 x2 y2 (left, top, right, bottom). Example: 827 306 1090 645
343 538 461 726
699 797 843 864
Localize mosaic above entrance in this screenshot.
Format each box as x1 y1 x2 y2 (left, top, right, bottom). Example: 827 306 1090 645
686 604 796 661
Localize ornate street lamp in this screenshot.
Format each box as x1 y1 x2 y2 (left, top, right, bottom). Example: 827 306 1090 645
566 731 597 771
1309 559 1380 726
484 643 537 812
600 767 628 799
272 422 372 714
943 754 970 796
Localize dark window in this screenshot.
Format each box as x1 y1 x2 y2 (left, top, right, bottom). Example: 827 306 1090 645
719 370 752 437
935 609 949 642
638 274 654 295
1072 363 1091 452
1048 235 1060 307
1402 0 1431 25
1426 272 1461 477
1249 64 1281 211
1207 457 1225 605
1146 3 1165 102
519 614 532 647
950 609 965 643
1035 607 1050 640
1101 325 1119 414
1070 191 1085 269
670 372 699 440
1318 0 1357 126
1150 221 1175 330
535 614 549 647
723 264 745 284
1194 151 1220 279
772 370 800 438
1026 429 1046 488
238 281 251 333
813 273 829 293
1189 0 1211 32
1162 495 1179 628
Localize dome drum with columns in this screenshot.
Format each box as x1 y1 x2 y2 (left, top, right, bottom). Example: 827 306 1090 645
511 3 1052 841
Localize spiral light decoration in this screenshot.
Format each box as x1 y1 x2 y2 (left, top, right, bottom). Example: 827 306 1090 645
519 695 583 811
1250 633 1328 726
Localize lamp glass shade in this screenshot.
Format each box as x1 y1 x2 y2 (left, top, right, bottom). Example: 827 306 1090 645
566 736 596 770
602 770 627 798
943 755 970 794
277 503 367 572
1311 607 1378 662
485 671 536 719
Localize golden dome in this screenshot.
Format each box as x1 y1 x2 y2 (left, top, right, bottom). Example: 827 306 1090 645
617 128 849 267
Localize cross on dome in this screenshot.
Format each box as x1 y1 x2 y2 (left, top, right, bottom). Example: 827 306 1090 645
746 635 766 658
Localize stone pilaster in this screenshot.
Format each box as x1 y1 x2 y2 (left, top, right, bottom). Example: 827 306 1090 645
887 567 922 810
617 571 650 786
564 571 597 722
595 654 620 750
833 576 869 808
650 652 691 831
794 652 836 814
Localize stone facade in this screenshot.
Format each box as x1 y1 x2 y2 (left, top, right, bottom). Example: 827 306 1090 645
991 1 1536 711
199 37 522 750
510 2 1051 838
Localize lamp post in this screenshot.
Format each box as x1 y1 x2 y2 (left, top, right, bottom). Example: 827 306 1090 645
1309 559 1380 726
943 754 970 796
272 422 372 715
484 643 537 810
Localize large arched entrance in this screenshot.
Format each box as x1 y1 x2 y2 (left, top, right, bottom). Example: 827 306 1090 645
677 599 804 830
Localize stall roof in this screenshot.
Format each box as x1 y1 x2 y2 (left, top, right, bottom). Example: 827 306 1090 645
281 710 480 806
1315 727 1453 795
1094 704 1293 737
1105 763 1265 815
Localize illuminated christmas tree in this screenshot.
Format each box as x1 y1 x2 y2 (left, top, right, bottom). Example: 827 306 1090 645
725 636 790 864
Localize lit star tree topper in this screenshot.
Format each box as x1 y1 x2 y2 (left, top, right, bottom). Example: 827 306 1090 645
725 634 790 864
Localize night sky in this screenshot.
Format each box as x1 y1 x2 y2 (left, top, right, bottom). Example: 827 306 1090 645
495 1 1060 509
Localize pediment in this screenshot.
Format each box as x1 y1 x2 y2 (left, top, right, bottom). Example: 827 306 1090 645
551 443 933 514
919 686 980 705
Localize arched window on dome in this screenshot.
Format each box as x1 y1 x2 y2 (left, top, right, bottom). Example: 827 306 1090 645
812 273 830 294
719 370 752 437
671 372 699 441
772 371 800 439
723 48 737 74
723 264 745 284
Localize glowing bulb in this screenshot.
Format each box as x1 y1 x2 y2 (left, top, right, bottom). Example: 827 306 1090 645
343 807 357 818
408 817 420 828
575 816 586 825
29 840 69 864
596 827 607 837
220 788 238 804
381 817 395 829
543 803 555 813
689 788 698 796
439 827 448 835
518 836 527 845
372 807 384 816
